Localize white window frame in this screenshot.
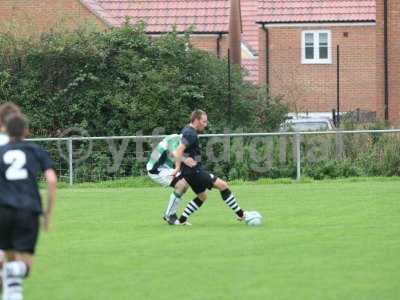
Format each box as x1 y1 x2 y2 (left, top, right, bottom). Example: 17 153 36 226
301 30 332 64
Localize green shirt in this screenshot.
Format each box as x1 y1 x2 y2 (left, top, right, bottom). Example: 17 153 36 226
146 134 181 171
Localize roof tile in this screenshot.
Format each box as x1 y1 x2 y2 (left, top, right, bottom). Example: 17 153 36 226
95 0 231 32
241 0 259 55
258 0 376 23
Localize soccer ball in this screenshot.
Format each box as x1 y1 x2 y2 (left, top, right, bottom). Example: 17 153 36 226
245 211 263 226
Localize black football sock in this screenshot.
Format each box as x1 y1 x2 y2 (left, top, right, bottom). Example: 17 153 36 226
179 197 204 223
221 189 244 218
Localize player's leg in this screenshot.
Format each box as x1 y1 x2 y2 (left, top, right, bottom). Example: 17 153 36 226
0 250 4 295
3 252 31 300
164 177 189 224
213 178 245 220
0 206 13 298
175 170 213 225
156 168 188 223
3 210 39 300
175 190 207 225
148 169 183 223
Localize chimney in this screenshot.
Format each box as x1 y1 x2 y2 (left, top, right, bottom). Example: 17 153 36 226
229 0 242 66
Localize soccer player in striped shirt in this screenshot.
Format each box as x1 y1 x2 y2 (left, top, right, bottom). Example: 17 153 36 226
147 134 196 224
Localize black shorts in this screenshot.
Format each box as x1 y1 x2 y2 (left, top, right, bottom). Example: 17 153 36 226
170 173 184 188
184 168 218 194
0 205 40 254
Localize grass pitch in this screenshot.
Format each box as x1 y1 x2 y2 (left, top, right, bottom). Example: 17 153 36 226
26 179 400 300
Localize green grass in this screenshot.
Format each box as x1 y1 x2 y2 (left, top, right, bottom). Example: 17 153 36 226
26 179 400 300
46 175 400 189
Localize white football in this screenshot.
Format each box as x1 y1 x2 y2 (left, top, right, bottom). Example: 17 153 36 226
245 211 263 226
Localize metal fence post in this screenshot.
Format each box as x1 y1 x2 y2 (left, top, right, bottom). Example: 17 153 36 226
68 138 73 186
335 129 344 160
336 44 341 127
296 133 301 181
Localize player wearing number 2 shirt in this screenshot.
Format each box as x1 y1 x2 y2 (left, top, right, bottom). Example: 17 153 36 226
0 133 54 213
0 114 57 300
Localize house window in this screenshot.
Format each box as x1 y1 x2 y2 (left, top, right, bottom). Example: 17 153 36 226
301 30 332 64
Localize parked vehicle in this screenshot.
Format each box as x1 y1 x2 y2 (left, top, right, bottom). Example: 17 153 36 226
280 117 336 132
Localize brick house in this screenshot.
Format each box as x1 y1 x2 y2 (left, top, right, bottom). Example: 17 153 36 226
0 0 260 82
3 0 397 123
89 0 262 82
256 0 377 117
82 0 232 58
0 0 108 34
376 0 400 125
0 1 231 54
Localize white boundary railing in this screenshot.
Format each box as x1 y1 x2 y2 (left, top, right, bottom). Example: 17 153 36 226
26 129 400 185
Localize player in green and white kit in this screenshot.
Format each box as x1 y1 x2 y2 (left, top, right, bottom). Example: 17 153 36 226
147 134 194 224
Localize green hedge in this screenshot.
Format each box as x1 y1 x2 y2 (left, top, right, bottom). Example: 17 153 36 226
0 22 288 136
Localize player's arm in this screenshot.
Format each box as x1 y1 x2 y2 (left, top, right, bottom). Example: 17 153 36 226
171 143 186 176
43 169 57 231
170 147 197 168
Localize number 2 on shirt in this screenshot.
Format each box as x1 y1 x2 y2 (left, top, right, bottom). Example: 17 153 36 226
3 150 28 180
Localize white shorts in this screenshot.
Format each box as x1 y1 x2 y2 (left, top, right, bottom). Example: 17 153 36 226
148 167 175 187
